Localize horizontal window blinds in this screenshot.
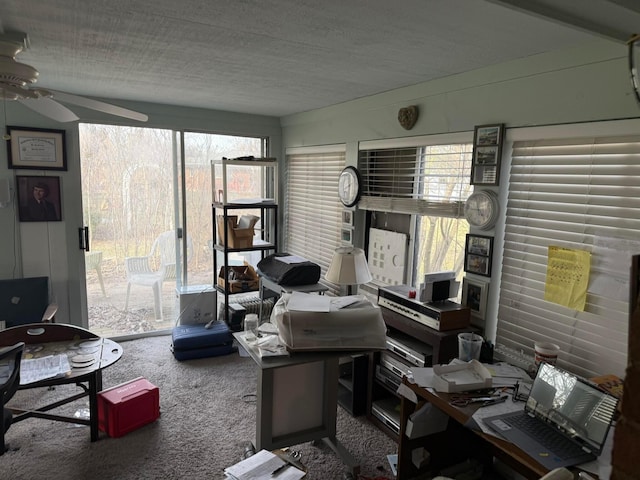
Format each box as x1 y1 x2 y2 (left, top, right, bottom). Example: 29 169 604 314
285 149 346 295
358 144 472 215
497 135 640 379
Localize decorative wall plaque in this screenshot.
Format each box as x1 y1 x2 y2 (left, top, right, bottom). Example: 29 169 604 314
398 105 419 130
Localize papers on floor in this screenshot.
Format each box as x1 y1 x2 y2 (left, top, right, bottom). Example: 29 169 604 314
224 449 305 479
20 354 72 385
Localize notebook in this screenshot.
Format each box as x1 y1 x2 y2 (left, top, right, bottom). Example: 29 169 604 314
483 362 618 470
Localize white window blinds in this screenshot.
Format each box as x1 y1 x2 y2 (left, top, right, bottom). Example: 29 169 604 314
498 133 640 379
284 147 346 293
358 141 472 216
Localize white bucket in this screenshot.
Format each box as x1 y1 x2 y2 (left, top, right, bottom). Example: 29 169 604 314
534 341 560 366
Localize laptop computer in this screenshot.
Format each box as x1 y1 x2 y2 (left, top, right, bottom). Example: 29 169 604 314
483 362 618 470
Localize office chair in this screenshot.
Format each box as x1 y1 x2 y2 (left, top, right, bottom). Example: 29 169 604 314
0 277 57 328
0 342 25 454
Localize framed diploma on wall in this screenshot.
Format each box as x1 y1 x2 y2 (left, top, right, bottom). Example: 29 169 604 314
7 126 67 171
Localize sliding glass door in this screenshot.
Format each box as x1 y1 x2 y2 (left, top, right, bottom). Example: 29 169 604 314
79 124 265 338
79 124 177 337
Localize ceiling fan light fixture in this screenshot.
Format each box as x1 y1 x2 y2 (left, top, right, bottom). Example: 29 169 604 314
0 31 148 122
0 34 39 87
0 83 45 100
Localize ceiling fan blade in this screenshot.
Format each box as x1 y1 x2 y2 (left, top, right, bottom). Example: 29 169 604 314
51 90 148 122
18 97 79 122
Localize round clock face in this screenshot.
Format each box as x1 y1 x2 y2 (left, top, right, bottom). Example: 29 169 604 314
464 190 499 230
338 166 362 207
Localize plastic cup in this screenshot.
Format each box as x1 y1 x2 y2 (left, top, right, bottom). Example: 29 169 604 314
458 333 483 361
534 342 560 366
244 314 259 343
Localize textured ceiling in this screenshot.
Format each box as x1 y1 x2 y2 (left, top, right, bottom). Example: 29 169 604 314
0 0 636 117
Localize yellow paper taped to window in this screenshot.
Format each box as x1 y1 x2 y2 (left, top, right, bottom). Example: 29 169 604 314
544 246 591 311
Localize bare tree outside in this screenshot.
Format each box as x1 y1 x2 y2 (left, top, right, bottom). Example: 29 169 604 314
414 144 472 296
80 124 263 337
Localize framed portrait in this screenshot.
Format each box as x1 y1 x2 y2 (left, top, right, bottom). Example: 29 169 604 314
461 277 489 321
7 126 67 171
464 234 493 277
16 175 62 222
470 123 504 186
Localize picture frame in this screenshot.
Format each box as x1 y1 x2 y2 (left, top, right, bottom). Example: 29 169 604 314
16 175 62 222
470 123 504 186
464 234 493 276
461 277 489 321
341 227 353 245
7 126 67 171
342 209 354 228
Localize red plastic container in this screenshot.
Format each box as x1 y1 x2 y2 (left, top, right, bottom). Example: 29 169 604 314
98 377 159 437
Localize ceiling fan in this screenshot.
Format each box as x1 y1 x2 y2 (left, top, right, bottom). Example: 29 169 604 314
0 31 148 123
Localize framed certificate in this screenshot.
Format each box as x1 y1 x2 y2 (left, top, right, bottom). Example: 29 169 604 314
7 126 67 171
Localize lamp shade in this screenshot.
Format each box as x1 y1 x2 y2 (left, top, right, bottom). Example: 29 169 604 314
325 246 372 286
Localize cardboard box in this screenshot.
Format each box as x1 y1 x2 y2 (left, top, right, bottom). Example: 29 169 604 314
432 360 493 393
216 214 259 249
217 263 260 293
98 377 159 437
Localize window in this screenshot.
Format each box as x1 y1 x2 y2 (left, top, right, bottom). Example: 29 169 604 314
284 146 346 294
497 121 640 379
358 134 473 288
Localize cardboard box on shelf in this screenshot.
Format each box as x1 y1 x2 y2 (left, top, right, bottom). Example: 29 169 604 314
432 360 493 393
216 214 259 249
217 263 260 293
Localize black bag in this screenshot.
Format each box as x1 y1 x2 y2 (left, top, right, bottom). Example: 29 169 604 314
257 253 321 286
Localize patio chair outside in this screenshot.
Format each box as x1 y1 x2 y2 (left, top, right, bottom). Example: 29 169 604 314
124 231 193 320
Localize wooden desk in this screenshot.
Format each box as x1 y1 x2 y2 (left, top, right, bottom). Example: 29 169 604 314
397 377 548 480
0 323 123 442
233 331 360 476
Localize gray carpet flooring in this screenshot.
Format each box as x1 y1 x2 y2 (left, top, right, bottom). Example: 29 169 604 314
2 335 397 480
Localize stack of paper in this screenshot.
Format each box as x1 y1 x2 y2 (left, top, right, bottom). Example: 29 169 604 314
224 449 305 479
20 354 72 385
484 362 531 387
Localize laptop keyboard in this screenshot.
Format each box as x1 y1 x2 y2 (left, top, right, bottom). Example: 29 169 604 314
504 414 584 460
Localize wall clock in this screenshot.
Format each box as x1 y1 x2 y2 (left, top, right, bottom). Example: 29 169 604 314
464 190 499 230
338 166 362 207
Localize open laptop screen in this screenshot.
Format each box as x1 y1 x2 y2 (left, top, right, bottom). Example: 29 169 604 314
526 362 618 455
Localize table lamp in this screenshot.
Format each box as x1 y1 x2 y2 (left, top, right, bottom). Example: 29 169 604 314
325 246 372 295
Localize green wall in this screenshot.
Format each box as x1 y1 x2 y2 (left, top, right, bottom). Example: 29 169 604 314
279 38 638 340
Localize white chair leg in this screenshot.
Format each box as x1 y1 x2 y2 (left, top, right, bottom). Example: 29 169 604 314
152 282 163 320
125 283 132 311
96 266 107 297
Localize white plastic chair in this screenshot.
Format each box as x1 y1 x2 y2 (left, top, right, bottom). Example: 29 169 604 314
124 231 192 320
